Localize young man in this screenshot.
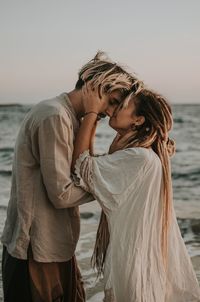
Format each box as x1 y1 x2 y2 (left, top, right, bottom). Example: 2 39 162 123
1 52 141 302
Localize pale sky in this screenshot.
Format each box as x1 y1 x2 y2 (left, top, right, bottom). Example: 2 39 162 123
0 0 200 104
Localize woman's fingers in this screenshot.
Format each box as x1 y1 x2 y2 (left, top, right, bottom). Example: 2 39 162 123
82 81 102 113
118 130 135 144
83 81 101 97
109 129 137 154
84 81 98 98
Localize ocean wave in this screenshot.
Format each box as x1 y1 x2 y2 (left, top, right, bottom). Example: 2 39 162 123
0 205 7 211
0 170 12 177
172 169 200 181
0 103 23 107
80 212 95 219
178 218 200 236
174 117 185 123
0 147 14 153
0 104 32 114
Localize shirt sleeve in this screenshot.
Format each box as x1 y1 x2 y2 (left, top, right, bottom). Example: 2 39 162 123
36 114 94 209
74 148 147 211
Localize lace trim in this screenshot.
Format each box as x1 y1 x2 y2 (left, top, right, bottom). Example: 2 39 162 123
74 150 93 193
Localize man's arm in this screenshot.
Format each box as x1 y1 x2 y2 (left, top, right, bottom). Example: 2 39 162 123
36 114 94 209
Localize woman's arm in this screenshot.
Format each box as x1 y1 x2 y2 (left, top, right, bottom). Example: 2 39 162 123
72 113 98 171
89 120 98 156
72 83 105 170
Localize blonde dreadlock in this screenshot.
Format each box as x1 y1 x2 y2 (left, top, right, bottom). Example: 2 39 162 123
92 88 175 275
75 51 143 97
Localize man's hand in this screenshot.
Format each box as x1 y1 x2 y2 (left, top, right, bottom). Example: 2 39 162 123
82 82 106 114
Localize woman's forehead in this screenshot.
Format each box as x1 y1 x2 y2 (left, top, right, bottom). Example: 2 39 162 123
123 94 138 108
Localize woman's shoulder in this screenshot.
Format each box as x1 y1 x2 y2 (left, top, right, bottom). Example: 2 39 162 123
100 147 151 170
123 147 152 159
122 147 161 167
100 147 148 162
94 147 160 170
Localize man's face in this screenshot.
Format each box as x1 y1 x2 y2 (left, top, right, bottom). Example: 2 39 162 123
99 90 125 118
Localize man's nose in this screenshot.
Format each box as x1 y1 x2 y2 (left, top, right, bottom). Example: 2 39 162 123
105 107 115 117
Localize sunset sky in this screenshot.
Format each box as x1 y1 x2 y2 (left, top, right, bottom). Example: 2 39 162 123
1 0 200 104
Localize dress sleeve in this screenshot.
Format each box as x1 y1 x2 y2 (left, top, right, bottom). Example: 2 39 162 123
74 148 147 211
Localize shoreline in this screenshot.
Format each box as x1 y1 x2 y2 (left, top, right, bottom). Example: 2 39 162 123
0 103 23 107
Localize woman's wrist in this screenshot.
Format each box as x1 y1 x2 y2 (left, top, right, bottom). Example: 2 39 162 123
83 111 102 122
84 111 98 116
72 111 97 170
82 112 98 123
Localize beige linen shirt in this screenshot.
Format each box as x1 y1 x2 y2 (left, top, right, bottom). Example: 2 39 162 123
1 93 93 262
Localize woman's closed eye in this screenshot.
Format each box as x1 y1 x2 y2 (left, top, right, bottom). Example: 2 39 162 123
109 98 121 106
113 102 124 115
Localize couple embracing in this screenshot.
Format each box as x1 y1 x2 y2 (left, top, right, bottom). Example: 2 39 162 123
1 52 200 302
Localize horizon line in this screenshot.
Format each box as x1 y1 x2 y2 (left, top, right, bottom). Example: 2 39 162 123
1 101 200 107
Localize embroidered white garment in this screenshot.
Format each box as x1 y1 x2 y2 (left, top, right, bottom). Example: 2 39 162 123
74 147 200 302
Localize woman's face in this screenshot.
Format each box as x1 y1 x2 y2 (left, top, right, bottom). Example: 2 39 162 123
109 97 144 135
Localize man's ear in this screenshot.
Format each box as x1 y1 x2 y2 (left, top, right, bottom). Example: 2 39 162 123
135 116 145 126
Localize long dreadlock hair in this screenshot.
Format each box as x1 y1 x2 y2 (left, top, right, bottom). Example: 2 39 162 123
92 88 175 276
75 51 143 98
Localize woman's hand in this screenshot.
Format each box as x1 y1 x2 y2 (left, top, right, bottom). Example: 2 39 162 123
72 86 100 171
82 82 106 114
109 130 136 154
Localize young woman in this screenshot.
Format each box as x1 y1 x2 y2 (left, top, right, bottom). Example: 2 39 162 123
72 85 200 302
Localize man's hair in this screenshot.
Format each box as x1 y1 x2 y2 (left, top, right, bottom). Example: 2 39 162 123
75 51 143 97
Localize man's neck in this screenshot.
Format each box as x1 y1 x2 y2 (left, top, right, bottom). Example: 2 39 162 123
67 89 85 120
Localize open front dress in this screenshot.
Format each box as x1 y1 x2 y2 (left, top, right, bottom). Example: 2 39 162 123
74 147 200 302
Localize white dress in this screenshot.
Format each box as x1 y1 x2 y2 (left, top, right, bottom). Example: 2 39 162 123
74 147 200 302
